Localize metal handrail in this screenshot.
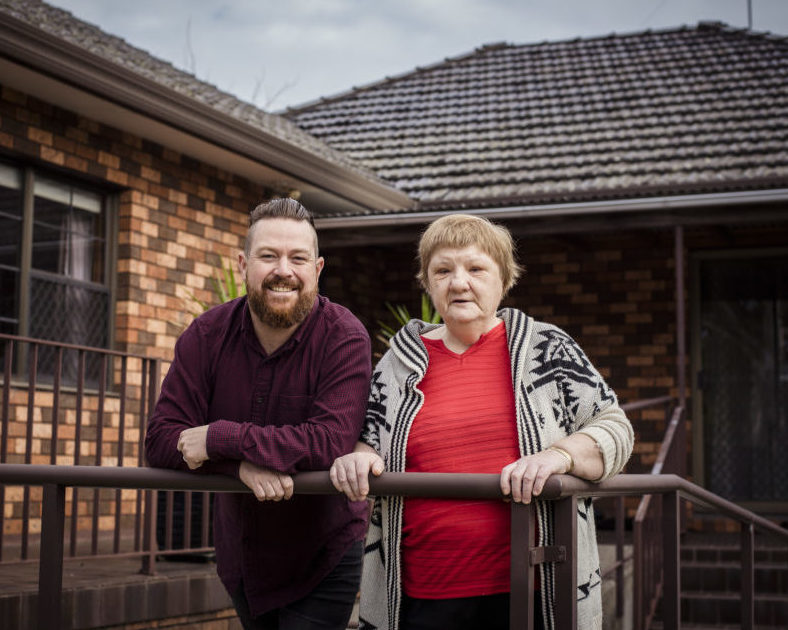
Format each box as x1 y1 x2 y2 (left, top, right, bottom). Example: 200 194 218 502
0 464 785 630
633 402 685 630
0 332 156 360
620 395 673 413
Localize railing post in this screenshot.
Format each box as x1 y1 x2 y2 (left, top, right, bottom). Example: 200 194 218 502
39 483 66 630
674 224 686 409
661 491 681 629
509 501 535 630
615 495 625 619
741 522 755 630
141 489 158 575
553 496 577 630
633 518 643 630
0 338 13 562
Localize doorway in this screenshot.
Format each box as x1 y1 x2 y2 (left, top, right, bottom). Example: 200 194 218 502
694 253 787 507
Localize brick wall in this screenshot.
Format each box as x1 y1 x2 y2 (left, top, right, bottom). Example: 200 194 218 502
320 228 679 475
0 84 267 540
0 84 268 358
321 220 788 484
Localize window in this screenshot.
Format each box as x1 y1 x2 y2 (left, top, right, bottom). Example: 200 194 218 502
0 162 115 382
0 164 23 336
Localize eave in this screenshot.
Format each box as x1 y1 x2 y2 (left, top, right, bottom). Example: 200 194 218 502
0 13 413 214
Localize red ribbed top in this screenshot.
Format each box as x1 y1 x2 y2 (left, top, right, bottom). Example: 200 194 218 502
401 321 520 598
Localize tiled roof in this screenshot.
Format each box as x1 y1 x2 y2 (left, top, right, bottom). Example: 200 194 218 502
0 0 385 184
286 23 788 213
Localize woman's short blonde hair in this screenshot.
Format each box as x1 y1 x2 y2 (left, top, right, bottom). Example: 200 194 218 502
417 214 523 295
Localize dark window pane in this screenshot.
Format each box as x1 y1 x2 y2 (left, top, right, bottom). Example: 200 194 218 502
0 176 22 268
0 267 18 326
29 275 109 383
0 187 22 218
33 185 105 283
0 215 21 268
0 164 22 218
29 275 109 347
32 220 65 274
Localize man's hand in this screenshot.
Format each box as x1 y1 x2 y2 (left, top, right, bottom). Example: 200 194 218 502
177 425 209 469
239 461 294 501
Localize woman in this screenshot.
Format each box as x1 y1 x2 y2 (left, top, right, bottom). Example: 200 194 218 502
330 214 634 630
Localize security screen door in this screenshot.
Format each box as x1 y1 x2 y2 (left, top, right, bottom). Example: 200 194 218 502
699 256 787 504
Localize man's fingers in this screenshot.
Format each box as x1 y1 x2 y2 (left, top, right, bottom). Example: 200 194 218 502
185 457 203 470
281 475 294 500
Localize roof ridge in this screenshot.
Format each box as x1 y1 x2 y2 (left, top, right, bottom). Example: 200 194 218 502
282 21 788 115
278 41 517 115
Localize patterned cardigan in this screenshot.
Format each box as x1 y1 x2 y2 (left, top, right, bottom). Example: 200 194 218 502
357 308 634 630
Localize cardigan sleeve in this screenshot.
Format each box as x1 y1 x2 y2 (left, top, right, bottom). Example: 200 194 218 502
554 333 634 481
359 357 391 452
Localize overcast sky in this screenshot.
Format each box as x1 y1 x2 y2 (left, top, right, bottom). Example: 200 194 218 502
47 0 788 111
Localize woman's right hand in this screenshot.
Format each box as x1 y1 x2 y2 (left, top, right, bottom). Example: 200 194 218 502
330 447 385 502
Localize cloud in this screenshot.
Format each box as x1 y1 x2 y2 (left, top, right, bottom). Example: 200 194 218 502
48 0 788 110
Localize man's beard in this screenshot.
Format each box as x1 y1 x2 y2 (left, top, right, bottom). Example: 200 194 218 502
247 277 317 329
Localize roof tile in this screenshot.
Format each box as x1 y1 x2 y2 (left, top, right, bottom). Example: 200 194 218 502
286 22 788 212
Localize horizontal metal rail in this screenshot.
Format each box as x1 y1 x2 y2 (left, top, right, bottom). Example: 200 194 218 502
0 464 786 630
0 332 155 360
620 395 673 413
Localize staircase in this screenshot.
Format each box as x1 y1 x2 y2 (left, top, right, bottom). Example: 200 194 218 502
654 532 788 628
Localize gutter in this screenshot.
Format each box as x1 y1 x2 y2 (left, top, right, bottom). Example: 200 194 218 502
314 188 788 229
0 14 412 212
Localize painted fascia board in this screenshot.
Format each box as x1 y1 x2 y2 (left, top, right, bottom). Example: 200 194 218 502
314 189 788 229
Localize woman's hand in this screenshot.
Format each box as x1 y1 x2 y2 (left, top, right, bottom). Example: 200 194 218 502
330 447 385 502
239 460 294 502
500 449 570 504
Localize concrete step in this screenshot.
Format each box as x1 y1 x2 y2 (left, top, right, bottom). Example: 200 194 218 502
677 591 788 627
651 623 777 630
682 544 788 565
681 560 788 593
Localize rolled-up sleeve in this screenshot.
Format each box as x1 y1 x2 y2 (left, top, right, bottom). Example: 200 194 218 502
558 337 635 481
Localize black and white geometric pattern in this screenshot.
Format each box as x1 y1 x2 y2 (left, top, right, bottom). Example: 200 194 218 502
356 309 631 630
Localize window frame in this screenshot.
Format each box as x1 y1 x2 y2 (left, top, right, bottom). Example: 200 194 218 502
0 160 118 352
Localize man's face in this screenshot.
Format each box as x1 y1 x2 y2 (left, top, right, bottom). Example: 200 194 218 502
239 218 324 329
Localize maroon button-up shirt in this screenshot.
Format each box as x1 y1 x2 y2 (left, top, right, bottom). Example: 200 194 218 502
144 295 371 616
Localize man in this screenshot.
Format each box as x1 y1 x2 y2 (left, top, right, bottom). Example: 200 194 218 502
145 198 372 630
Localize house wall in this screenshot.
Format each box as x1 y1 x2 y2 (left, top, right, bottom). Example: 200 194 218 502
321 219 788 484
0 84 267 357
1 84 787 539
0 84 266 539
320 228 678 476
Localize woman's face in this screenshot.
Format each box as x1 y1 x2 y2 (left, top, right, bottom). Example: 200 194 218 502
426 245 504 329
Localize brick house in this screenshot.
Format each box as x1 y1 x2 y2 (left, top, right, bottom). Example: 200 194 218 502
285 22 788 516
1 0 787 541
0 0 409 537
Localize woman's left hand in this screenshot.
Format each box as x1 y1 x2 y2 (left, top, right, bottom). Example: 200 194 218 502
500 449 571 504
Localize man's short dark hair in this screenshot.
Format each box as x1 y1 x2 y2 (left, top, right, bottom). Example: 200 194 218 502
245 198 318 256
